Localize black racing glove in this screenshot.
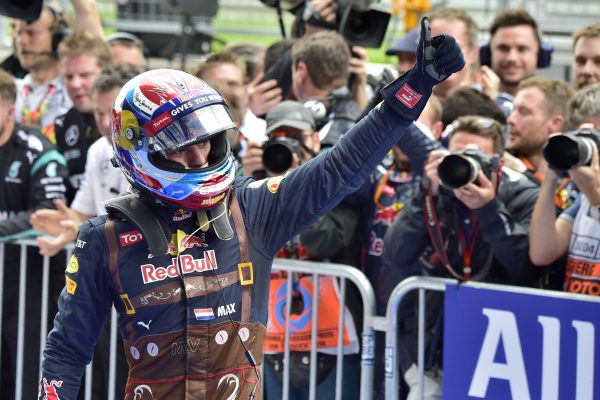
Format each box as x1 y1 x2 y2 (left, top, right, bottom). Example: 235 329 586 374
381 17 465 120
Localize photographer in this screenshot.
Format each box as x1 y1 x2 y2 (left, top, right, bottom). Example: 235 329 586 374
382 116 539 398
258 0 370 113
529 83 600 296
242 100 319 179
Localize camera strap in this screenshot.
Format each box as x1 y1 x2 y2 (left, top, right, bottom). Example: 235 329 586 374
422 187 492 281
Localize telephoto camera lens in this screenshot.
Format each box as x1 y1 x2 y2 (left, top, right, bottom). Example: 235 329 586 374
262 137 301 174
543 134 596 171
437 154 481 189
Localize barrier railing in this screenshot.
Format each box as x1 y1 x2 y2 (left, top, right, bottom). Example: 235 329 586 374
383 276 600 400
7 235 600 400
271 258 377 400
1 239 377 400
0 238 122 400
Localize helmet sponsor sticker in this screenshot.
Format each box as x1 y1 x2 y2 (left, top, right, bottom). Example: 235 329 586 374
66 255 79 273
201 192 226 207
145 111 173 136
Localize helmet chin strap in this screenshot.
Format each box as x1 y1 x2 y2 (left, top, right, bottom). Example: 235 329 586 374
205 194 234 241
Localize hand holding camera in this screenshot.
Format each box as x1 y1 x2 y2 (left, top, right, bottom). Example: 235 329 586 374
241 139 303 178
543 126 600 171
567 148 600 207
437 147 499 189
424 149 449 196
543 126 600 205
241 142 266 178
262 136 303 174
452 171 497 210
433 146 499 209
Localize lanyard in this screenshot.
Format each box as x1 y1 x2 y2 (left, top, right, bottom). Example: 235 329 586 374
520 156 570 209
21 83 56 128
520 156 543 183
456 213 480 280
422 187 487 281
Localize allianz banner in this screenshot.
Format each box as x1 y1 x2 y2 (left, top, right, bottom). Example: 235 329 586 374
443 284 600 399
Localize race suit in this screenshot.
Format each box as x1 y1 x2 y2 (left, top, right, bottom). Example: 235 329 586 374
40 96 429 398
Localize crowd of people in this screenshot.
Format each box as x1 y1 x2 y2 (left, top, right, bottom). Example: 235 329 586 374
0 0 598 399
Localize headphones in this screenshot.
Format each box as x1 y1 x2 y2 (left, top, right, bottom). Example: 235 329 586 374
479 40 554 69
479 23 555 70
45 4 71 56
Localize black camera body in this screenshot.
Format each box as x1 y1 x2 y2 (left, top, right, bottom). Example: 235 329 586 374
262 136 303 174
259 0 390 48
543 126 600 171
438 148 499 190
0 0 43 21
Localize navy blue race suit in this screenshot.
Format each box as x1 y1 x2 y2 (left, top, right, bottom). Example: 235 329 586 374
39 22 465 398
40 101 418 399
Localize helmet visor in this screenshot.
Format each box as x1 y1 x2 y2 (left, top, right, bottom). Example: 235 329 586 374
147 105 236 154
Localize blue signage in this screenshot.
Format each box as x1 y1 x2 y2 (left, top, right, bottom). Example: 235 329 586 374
443 284 600 400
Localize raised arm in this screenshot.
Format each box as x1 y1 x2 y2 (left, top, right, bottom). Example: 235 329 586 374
529 168 571 265
70 0 103 37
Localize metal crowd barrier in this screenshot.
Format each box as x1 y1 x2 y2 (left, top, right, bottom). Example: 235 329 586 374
1 239 378 400
271 258 377 400
382 276 455 400
8 237 599 400
382 276 600 400
0 239 120 400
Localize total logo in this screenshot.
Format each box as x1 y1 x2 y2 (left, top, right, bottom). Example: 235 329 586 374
120 230 144 247
140 250 218 284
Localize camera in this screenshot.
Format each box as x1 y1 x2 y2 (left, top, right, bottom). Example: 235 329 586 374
0 0 43 20
437 147 499 189
262 136 303 174
543 126 600 171
263 0 390 48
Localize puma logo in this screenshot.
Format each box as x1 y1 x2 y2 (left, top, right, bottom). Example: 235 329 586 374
137 320 152 330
